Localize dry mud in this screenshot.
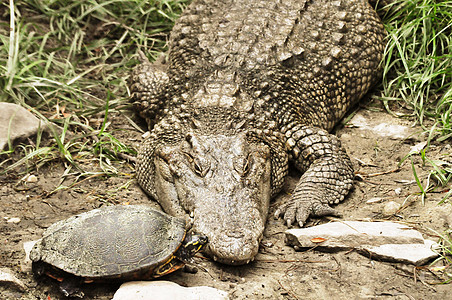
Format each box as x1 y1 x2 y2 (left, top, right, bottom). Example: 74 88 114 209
1 102 451 299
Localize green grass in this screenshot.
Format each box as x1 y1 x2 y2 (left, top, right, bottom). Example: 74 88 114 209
382 0 452 203
380 0 452 200
380 0 452 136
0 0 188 177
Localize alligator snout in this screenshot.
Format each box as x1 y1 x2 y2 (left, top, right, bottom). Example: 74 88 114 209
192 198 267 265
206 234 260 265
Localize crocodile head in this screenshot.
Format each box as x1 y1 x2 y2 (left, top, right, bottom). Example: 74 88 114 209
151 131 271 265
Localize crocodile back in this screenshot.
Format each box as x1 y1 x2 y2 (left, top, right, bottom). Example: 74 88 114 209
166 0 385 131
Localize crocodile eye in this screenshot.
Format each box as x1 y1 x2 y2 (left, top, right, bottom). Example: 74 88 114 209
183 152 207 177
234 154 251 177
193 158 203 177
242 155 250 176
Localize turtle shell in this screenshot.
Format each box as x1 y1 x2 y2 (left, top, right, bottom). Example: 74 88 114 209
30 205 186 280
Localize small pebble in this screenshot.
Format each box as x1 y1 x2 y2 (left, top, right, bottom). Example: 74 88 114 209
383 201 401 216
262 241 273 248
410 141 427 154
366 197 383 204
4 217 21 224
394 188 402 195
25 174 38 183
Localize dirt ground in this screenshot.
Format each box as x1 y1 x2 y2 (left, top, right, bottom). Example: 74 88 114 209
1 100 451 299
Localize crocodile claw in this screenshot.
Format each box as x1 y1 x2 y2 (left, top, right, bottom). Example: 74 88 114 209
275 199 341 228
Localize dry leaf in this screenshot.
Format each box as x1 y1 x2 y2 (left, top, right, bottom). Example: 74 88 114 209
311 237 326 243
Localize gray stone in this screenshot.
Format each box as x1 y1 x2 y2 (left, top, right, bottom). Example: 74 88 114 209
0 102 47 150
112 281 229 300
285 221 439 265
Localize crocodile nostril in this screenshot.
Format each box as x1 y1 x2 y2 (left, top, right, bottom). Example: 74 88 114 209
215 185 224 193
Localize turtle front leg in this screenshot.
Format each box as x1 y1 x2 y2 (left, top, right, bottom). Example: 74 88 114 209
59 276 85 298
275 126 354 227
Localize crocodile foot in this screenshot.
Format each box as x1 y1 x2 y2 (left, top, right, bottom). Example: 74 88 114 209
274 199 342 228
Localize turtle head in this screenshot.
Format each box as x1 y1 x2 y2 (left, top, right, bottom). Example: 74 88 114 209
184 232 209 255
177 232 208 263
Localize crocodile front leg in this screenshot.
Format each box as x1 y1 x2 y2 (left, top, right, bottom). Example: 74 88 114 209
130 52 169 128
275 126 354 227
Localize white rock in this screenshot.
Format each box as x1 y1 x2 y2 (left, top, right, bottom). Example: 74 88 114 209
285 221 438 265
112 281 229 300
365 240 439 265
4 217 21 223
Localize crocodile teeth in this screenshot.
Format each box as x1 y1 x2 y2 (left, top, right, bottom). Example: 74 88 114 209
246 259 250 264
213 256 218 262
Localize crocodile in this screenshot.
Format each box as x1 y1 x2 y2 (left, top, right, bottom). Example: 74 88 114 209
130 0 386 265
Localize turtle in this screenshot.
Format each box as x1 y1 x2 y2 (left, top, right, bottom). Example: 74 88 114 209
30 205 208 297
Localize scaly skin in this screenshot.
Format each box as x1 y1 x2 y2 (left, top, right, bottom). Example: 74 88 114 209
130 0 386 265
